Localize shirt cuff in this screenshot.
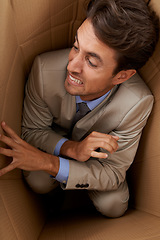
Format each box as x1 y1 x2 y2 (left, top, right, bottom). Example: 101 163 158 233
54 138 68 156
55 157 69 184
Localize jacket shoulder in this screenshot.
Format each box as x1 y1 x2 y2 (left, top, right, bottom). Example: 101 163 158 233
37 48 70 71
29 48 70 99
122 73 153 100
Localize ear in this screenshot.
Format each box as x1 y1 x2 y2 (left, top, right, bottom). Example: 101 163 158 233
112 69 136 85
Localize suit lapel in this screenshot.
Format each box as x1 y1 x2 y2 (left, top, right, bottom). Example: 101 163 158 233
60 93 76 130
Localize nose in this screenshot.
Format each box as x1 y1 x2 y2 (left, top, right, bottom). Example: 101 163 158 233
67 50 83 74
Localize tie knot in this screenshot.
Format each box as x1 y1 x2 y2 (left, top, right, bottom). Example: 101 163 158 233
78 102 90 115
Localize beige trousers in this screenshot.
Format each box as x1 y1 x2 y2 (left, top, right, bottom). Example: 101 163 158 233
23 170 129 218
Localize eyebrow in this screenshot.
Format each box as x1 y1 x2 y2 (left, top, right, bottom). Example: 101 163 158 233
75 32 103 64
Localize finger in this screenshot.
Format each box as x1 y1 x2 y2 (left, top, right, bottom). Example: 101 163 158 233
0 162 17 176
1 121 21 143
0 147 13 157
101 143 116 154
90 131 110 138
0 134 17 149
103 137 119 152
92 138 118 153
91 151 108 159
112 136 119 140
90 132 119 149
100 142 118 154
91 131 119 142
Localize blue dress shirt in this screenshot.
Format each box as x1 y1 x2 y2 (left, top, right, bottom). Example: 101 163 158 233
53 91 110 184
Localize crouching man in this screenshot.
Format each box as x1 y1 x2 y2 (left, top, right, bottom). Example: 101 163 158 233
0 0 159 217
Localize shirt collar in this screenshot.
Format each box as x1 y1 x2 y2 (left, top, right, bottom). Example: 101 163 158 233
76 91 110 111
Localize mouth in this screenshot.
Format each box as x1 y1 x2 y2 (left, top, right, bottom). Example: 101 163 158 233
68 73 83 86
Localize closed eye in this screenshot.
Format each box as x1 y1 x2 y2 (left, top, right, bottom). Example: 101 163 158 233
86 56 97 68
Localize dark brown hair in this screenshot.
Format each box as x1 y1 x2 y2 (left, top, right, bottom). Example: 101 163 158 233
87 0 159 74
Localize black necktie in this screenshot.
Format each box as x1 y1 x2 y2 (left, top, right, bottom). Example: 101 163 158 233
72 102 91 126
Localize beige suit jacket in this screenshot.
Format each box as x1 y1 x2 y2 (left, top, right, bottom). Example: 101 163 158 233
22 48 154 191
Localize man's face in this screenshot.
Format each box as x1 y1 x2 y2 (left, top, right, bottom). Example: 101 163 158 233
65 19 118 101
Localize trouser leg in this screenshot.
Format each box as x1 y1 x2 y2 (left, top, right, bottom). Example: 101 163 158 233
88 180 129 218
23 170 59 194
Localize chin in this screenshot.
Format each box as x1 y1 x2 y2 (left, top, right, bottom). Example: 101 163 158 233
64 81 82 96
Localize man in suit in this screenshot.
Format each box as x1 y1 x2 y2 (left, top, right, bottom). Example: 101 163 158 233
0 0 159 217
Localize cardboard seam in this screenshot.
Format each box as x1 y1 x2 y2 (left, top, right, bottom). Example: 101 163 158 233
19 22 71 47
10 1 29 80
20 30 51 48
0 193 19 240
1 47 20 119
10 0 50 45
143 58 160 83
50 2 76 18
68 0 79 46
21 3 75 43
49 0 52 49
23 19 51 42
148 84 160 104
10 0 21 47
0 1 19 90
134 205 160 219
37 218 51 240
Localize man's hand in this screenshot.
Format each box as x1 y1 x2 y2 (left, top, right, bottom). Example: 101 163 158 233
60 131 119 162
0 121 59 177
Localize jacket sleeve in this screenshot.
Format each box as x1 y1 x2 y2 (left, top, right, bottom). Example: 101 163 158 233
21 55 65 154
64 94 154 191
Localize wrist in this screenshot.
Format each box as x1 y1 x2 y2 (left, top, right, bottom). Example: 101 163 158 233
60 140 78 160
45 154 59 177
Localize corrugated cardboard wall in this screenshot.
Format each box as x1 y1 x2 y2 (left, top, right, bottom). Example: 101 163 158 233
0 0 86 177
0 1 86 239
128 0 160 217
0 0 160 227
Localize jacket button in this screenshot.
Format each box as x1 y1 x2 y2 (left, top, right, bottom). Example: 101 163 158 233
75 183 89 188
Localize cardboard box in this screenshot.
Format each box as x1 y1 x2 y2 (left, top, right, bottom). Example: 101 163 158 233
0 0 160 239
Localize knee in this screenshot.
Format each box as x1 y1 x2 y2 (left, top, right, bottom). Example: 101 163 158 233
23 170 59 194
89 182 129 218
95 195 129 218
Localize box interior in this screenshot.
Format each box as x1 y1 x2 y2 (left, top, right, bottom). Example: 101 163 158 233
0 0 160 239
